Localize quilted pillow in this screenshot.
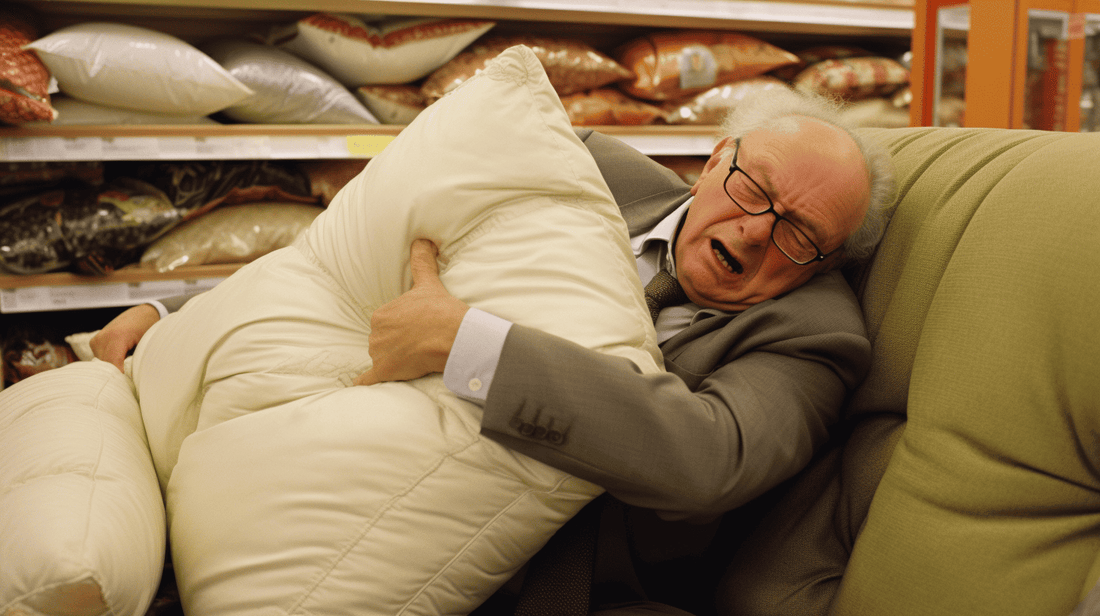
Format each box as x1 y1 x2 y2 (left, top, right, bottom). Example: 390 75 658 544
131 44 661 615
0 361 165 616
25 22 253 116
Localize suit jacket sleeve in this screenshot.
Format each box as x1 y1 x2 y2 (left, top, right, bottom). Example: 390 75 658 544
480 270 870 519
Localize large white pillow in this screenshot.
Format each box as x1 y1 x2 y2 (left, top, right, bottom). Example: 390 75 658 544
26 22 253 116
131 45 661 615
0 361 165 616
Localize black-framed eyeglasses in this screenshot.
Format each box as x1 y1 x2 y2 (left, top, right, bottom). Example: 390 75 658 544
723 137 835 265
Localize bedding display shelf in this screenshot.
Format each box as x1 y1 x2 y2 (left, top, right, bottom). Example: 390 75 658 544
0 125 720 161
0 266 239 313
5 0 915 161
21 0 915 36
1 0 914 314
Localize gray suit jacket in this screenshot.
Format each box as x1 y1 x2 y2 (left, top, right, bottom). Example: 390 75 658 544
480 129 872 521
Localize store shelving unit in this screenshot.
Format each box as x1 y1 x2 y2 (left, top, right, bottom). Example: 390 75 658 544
1 0 915 312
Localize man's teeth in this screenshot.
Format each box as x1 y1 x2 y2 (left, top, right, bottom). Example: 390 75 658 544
708 243 743 273
713 247 732 272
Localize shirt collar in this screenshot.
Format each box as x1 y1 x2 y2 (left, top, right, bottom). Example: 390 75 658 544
631 197 692 274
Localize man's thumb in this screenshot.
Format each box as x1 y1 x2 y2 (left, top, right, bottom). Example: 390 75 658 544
409 239 441 288
353 368 380 387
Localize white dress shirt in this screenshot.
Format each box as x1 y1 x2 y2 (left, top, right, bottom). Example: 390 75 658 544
443 199 703 403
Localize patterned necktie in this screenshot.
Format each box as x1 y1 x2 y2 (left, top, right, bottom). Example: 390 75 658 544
644 268 687 324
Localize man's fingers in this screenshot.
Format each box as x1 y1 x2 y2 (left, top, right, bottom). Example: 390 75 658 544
409 239 441 289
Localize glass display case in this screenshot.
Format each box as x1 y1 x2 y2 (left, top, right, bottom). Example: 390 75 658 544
912 0 1100 131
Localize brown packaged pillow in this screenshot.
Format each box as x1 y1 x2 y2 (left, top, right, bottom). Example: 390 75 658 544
355 85 426 125
615 30 799 102
792 56 910 102
297 159 369 205
421 36 633 102
0 5 55 124
560 89 664 126
770 45 873 81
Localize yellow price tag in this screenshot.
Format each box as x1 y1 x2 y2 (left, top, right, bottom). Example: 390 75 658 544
346 135 395 157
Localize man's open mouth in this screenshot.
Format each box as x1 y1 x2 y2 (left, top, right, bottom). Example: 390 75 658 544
711 240 743 274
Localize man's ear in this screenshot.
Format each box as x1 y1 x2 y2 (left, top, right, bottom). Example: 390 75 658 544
691 136 737 196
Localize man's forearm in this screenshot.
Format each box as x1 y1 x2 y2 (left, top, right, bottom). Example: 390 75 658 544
479 320 860 520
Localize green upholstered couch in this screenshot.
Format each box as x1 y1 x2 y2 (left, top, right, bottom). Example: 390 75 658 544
720 126 1100 616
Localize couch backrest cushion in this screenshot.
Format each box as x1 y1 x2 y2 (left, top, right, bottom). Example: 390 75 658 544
835 127 1100 615
132 45 661 615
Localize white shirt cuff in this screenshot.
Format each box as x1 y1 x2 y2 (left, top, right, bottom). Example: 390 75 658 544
147 300 169 319
443 308 513 404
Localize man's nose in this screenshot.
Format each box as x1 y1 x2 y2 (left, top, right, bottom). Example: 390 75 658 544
736 212 774 245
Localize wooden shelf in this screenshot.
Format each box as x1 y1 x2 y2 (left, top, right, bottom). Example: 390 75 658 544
0 265 240 313
0 124 720 160
24 0 915 37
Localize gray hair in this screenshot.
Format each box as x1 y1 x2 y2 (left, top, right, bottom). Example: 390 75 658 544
718 87 897 264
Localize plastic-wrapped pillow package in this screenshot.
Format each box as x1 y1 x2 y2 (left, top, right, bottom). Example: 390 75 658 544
769 45 873 82
792 56 910 101
43 96 222 126
0 5 55 124
559 88 664 126
271 13 495 86
614 30 799 102
661 76 791 125
202 39 378 124
354 84 426 124
140 202 324 272
421 35 634 102
25 22 253 116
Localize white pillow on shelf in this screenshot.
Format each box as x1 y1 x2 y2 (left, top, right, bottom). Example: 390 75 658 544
42 95 223 125
132 44 661 615
25 22 254 116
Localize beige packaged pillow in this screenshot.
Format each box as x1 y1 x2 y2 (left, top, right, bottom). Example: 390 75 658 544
26 22 253 116
140 202 324 272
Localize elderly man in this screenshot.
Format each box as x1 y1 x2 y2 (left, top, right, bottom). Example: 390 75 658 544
93 88 895 615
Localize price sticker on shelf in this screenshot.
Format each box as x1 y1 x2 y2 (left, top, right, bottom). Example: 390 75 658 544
346 135 395 158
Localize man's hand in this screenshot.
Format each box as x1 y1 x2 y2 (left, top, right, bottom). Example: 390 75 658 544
89 303 162 372
354 239 469 386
